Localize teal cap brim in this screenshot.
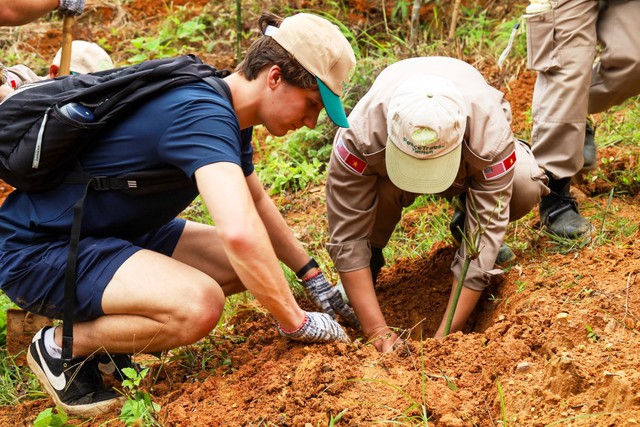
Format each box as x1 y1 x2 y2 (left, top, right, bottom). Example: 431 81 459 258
317 78 349 128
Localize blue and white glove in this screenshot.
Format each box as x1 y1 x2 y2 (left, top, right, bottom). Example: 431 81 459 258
58 0 85 16
278 312 350 343
303 272 361 329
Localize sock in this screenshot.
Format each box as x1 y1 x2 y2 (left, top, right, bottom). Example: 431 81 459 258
546 175 570 195
44 327 63 359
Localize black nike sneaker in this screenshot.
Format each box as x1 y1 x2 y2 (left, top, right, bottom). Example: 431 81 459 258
27 326 124 416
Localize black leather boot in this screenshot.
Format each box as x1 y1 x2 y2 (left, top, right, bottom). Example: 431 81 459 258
539 176 592 237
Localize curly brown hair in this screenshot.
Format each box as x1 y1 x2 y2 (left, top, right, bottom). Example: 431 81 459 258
235 12 317 90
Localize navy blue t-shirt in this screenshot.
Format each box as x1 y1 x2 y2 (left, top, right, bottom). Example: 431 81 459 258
0 81 254 249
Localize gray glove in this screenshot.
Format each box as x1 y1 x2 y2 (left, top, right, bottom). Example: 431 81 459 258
58 0 85 16
278 312 350 343
303 272 361 329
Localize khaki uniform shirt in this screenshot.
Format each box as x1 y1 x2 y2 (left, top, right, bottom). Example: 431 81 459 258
326 57 519 291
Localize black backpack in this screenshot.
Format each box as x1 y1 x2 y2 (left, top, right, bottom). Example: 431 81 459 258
0 54 232 359
0 53 231 192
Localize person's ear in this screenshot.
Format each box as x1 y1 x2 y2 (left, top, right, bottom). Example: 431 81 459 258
266 65 282 90
48 65 59 79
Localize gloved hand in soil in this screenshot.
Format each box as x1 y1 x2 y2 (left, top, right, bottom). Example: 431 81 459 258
302 271 361 329
58 0 85 16
278 312 350 343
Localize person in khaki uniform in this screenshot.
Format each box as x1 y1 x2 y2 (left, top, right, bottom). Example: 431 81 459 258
527 0 640 238
326 57 550 353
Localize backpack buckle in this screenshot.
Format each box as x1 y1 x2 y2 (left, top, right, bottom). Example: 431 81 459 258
91 176 111 190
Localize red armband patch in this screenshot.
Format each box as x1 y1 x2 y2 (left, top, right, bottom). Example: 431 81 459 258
335 138 367 174
483 150 517 180
6 74 18 89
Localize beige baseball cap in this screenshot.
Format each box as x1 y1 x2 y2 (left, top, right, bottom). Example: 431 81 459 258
386 75 467 194
264 13 356 128
52 40 113 74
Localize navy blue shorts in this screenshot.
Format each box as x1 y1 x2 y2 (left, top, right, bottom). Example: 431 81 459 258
0 218 186 322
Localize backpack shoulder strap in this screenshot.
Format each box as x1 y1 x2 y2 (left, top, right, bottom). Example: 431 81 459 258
203 76 232 104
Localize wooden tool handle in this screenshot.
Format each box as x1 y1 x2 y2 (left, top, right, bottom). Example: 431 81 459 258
59 15 75 76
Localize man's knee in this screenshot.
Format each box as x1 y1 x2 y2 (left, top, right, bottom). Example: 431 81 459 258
170 282 225 344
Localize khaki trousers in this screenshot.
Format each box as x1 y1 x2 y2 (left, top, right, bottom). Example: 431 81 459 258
527 0 640 179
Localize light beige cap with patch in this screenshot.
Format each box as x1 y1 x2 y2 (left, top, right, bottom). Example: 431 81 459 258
386 75 467 194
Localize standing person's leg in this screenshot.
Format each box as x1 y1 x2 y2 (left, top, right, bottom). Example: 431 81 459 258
584 0 640 169
589 0 640 114
528 0 599 237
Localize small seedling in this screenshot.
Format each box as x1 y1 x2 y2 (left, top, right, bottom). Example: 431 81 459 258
326 408 348 426
585 325 599 343
33 406 71 427
440 369 458 392
119 367 161 427
444 193 503 336
496 377 508 427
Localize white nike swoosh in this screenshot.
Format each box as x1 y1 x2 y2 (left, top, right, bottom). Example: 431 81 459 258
35 341 67 391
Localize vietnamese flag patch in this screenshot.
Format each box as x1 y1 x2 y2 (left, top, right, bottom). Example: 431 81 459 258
335 138 367 174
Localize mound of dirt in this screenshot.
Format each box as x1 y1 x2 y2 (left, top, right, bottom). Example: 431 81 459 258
4 224 640 426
